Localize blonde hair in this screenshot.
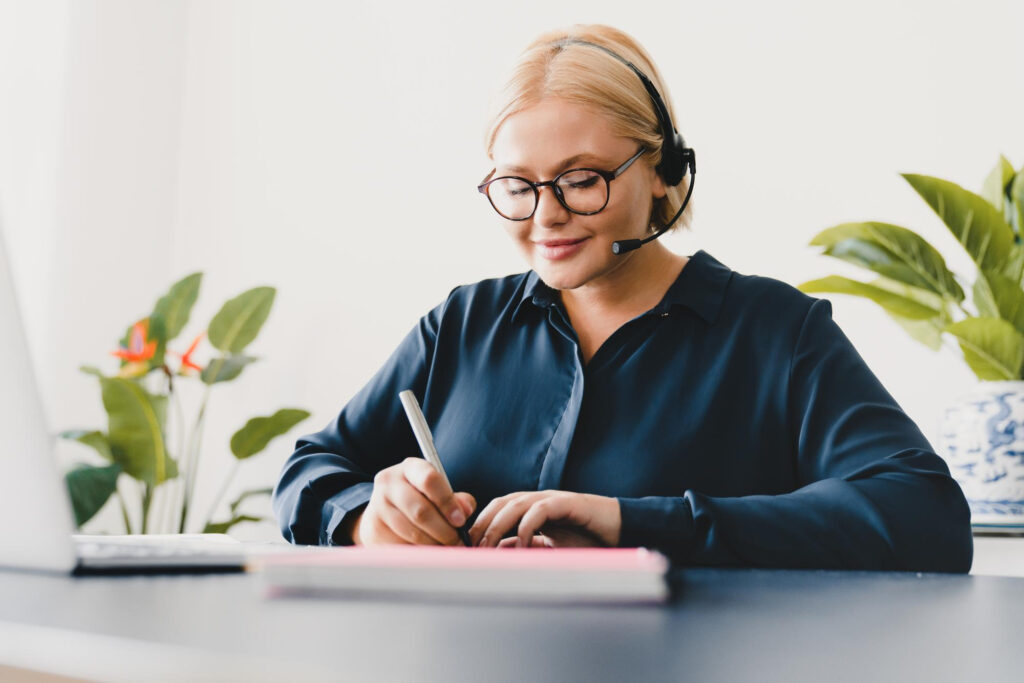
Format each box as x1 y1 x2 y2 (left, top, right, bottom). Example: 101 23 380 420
484 25 693 233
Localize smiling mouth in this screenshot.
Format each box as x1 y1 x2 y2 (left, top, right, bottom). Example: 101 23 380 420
534 237 589 260
534 238 588 247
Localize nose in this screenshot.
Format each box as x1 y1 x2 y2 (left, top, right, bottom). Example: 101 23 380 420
532 184 570 228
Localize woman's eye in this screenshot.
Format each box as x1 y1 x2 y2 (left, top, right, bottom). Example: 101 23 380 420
568 176 599 189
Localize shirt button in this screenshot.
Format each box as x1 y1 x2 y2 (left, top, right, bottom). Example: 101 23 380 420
660 312 670 318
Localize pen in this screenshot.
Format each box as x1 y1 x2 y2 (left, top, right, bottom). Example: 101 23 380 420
398 390 473 547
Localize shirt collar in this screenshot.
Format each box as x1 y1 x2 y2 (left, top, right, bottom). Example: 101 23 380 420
510 249 731 325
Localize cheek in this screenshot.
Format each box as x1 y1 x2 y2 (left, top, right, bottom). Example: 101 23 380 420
503 223 536 258
502 220 529 242
614 181 655 228
598 194 642 232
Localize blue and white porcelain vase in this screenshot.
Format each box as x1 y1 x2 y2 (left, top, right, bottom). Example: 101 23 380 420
937 380 1024 528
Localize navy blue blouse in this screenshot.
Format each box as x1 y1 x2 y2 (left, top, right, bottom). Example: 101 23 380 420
272 250 973 571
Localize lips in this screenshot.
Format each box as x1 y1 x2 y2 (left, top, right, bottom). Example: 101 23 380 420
534 237 589 261
535 238 588 247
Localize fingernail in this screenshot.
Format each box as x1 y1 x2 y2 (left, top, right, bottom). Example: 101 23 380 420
449 508 466 527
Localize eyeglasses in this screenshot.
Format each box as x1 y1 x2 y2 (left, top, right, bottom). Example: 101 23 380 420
477 147 646 221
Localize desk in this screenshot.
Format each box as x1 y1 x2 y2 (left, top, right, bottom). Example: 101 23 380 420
1 566 1023 682
972 535 1024 577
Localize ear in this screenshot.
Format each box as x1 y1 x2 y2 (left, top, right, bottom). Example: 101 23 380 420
651 170 668 200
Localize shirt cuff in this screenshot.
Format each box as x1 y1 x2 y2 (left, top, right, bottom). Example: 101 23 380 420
320 481 374 546
616 495 696 562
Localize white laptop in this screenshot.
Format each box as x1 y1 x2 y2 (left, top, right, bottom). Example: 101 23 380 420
0 227 247 574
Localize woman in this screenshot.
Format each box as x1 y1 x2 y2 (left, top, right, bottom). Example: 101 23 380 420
272 25 973 571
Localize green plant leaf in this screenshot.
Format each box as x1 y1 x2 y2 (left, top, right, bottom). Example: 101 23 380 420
152 272 202 343
808 222 963 301
883 312 945 351
229 408 311 460
869 276 948 351
149 315 168 368
869 275 949 312
208 287 276 354
228 487 273 516
200 355 259 385
99 376 177 485
65 463 121 527
822 238 934 292
945 317 1024 380
1012 169 1024 242
981 155 1015 212
973 269 1024 336
79 365 104 377
902 173 1016 275
974 272 998 318
203 514 262 535
59 430 113 462
1002 244 1024 286
203 488 274 535
796 276 942 319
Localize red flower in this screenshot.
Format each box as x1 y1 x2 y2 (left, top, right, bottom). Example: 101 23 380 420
111 319 157 363
172 331 205 374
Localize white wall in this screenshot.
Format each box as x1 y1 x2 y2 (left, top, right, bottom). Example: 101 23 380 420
2 0 1022 541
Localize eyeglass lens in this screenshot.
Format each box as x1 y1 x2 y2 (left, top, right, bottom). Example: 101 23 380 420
487 170 607 219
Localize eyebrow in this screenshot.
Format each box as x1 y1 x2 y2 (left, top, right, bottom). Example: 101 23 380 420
500 153 610 176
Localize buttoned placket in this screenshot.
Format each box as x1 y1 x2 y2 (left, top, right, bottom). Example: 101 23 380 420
532 299 586 490
530 297 673 490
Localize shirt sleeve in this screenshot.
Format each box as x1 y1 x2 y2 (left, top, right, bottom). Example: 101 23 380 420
271 297 447 546
616 297 974 572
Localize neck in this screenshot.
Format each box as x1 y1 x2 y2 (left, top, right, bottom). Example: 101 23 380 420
559 241 687 319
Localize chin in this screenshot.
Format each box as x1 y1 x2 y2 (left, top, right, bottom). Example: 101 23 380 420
536 274 575 291
533 263 593 291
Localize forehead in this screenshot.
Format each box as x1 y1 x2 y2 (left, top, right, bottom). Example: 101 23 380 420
491 98 633 176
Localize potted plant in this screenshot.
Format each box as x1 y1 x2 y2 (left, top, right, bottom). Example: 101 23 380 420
60 273 310 535
798 156 1024 528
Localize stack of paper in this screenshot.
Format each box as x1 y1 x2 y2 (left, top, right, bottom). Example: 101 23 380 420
251 546 670 604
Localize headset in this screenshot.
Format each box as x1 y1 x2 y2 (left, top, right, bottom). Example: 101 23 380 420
550 39 697 255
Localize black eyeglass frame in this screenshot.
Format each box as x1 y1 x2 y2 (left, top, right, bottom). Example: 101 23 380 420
477 147 646 221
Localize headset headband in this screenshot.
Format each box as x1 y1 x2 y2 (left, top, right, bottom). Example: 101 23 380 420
549 38 691 186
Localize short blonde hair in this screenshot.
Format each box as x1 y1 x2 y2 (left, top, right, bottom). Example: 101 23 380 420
484 25 693 233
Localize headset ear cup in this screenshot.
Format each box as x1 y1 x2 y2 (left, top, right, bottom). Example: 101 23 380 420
656 133 687 187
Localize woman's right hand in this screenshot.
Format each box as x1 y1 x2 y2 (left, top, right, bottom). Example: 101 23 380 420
345 457 476 546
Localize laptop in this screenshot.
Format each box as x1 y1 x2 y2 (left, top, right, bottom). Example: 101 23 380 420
0 227 247 574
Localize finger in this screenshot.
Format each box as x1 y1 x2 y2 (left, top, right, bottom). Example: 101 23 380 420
386 479 460 546
527 534 554 548
401 458 466 527
497 535 551 549
454 491 476 519
478 493 543 547
378 498 443 546
516 497 572 548
468 493 515 545
533 534 555 548
358 503 405 546
470 492 526 546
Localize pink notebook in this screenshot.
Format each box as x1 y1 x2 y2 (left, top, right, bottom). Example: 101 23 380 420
251 546 670 604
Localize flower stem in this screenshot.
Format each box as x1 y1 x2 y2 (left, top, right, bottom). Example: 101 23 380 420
141 482 153 534
157 481 172 534
116 488 133 535
168 382 187 533
178 383 212 532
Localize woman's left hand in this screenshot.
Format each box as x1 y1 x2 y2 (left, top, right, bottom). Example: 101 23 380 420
468 490 621 548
